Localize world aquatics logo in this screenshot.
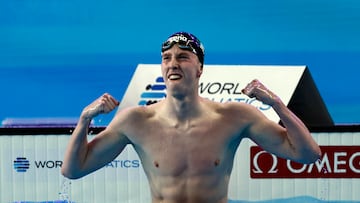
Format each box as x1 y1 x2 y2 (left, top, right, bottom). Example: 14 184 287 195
138 76 166 106
13 157 30 172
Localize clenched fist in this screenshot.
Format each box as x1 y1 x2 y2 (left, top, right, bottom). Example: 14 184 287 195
242 79 279 106
81 93 120 120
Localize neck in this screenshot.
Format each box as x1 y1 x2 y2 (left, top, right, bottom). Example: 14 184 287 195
164 94 202 122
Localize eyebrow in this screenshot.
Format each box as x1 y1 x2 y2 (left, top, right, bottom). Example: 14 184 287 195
161 53 170 58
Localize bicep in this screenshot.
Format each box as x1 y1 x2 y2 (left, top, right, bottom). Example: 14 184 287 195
247 115 295 159
83 128 130 174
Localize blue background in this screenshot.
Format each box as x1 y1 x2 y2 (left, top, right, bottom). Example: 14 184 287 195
1 0 359 125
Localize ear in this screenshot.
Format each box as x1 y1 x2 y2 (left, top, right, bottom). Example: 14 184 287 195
197 68 203 78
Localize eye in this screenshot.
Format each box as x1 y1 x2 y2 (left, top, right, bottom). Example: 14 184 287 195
178 54 189 59
162 54 170 61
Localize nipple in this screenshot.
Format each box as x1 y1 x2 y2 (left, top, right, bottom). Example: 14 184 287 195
154 161 159 168
214 159 220 167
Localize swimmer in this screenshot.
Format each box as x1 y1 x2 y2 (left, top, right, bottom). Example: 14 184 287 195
61 32 321 203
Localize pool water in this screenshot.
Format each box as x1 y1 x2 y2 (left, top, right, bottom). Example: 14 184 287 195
229 196 359 203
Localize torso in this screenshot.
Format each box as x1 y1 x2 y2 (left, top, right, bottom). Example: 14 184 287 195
120 99 250 203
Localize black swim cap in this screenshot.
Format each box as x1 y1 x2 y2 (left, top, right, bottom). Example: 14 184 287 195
161 32 205 65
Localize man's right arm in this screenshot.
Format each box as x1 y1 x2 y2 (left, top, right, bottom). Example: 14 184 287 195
61 93 129 179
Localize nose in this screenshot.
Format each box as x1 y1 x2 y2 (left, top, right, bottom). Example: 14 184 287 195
169 57 179 69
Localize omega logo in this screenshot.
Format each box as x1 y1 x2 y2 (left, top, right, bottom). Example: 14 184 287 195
252 150 278 174
250 146 360 179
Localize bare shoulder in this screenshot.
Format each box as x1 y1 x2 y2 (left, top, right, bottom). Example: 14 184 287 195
203 98 260 117
112 105 156 125
204 99 271 132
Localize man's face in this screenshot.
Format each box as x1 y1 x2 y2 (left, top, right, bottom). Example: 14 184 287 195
161 45 202 94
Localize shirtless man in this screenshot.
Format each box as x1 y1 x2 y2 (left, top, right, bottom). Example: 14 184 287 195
61 32 321 203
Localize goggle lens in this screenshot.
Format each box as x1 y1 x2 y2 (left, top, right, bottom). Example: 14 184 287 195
162 39 197 55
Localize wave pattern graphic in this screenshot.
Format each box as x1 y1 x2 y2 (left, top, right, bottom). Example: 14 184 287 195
13 157 30 172
138 76 166 106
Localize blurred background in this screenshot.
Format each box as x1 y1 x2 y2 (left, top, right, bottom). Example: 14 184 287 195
1 0 359 125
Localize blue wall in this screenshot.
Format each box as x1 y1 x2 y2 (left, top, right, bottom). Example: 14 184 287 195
1 0 359 124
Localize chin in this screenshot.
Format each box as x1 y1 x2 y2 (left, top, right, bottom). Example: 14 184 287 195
167 83 185 93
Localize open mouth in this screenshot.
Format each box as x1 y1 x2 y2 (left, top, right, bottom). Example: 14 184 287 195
168 74 182 80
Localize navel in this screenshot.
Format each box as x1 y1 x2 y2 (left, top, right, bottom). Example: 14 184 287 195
154 161 160 168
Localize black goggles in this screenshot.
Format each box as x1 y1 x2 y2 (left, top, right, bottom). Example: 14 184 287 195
161 36 200 55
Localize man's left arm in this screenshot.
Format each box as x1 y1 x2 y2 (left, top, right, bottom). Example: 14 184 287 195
242 79 321 164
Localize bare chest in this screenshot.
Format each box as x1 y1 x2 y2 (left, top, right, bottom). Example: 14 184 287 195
131 121 240 176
